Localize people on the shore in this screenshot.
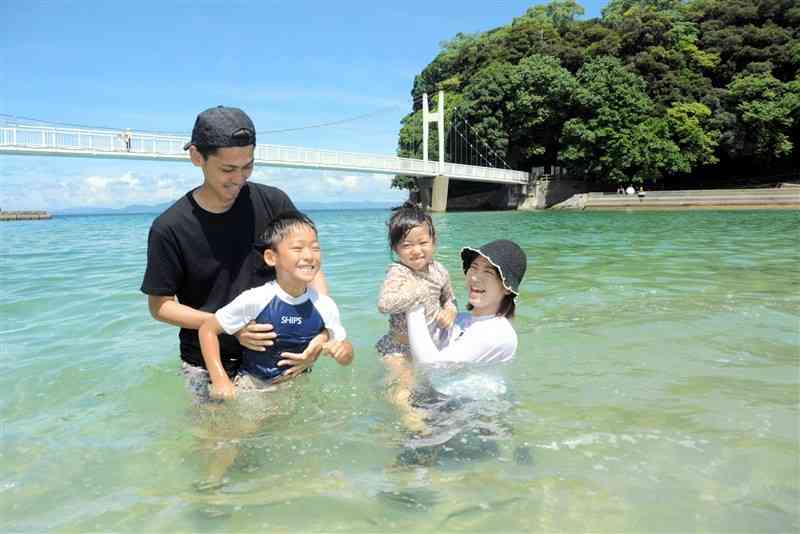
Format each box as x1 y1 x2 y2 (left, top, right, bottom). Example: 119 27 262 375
376 204 457 432
123 130 132 152
141 105 352 402
199 211 352 400
638 186 646 199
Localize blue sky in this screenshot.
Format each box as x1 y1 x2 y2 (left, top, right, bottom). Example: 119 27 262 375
1 1 607 210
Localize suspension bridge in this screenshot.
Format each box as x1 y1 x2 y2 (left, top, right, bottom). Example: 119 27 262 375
0 92 531 211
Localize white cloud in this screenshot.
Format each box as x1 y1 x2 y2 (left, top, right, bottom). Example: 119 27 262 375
249 167 405 203
323 174 360 192
0 158 406 210
73 171 190 207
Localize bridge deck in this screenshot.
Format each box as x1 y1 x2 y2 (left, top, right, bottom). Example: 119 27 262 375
0 125 529 185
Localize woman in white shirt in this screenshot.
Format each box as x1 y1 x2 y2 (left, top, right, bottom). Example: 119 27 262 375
406 239 527 365
397 240 528 465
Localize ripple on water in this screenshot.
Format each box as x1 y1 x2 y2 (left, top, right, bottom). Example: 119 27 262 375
1 209 798 532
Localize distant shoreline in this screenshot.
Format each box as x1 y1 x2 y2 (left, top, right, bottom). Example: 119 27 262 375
48 200 400 217
46 208 391 219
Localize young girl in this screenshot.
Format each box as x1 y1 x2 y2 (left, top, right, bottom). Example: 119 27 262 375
376 205 457 432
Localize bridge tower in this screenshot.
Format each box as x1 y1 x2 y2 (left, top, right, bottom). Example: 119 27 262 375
422 91 449 212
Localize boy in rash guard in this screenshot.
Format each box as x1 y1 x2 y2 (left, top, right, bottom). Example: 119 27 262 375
199 211 352 400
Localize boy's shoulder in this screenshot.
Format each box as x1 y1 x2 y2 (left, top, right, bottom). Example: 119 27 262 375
234 280 280 304
266 284 336 310
306 287 338 308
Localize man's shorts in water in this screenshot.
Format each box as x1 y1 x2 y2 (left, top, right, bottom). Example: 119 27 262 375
181 362 301 404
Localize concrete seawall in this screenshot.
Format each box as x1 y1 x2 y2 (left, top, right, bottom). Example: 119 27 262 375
0 210 52 221
551 187 800 210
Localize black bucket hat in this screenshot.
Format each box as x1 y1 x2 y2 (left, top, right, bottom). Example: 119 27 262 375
183 106 256 150
461 240 527 297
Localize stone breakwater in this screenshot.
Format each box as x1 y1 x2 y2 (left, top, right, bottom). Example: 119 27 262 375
0 210 52 221
551 186 800 210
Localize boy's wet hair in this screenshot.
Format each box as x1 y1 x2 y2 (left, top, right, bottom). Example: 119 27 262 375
254 210 317 254
387 202 435 250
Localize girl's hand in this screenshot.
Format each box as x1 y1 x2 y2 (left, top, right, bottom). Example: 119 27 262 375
210 378 236 400
435 304 457 329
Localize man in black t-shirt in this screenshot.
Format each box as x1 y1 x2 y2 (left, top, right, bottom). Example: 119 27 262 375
141 106 351 396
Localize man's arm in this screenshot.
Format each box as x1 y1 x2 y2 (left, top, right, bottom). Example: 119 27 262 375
148 294 277 350
148 295 213 329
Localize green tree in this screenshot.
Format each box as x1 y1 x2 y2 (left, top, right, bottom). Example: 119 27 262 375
725 72 800 163
666 101 720 167
561 57 657 183
459 61 516 165
560 57 714 183
602 0 683 25
688 0 798 86
505 55 579 167
394 0 799 190
546 0 586 30
458 56 579 170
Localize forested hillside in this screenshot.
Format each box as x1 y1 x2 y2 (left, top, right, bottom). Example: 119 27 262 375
395 0 799 188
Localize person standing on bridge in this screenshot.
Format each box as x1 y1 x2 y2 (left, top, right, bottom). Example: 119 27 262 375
141 106 352 401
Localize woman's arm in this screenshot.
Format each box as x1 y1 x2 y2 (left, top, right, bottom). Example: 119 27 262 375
406 306 516 364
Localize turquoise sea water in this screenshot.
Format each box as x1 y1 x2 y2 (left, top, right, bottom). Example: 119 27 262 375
1 208 798 532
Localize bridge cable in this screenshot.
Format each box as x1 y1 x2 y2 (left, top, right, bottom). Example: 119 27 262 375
1 105 412 138
448 107 512 169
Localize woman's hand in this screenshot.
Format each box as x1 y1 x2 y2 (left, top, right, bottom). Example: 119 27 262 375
234 321 278 351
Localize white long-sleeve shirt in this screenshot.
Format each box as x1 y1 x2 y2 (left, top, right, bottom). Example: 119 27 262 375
406 306 517 365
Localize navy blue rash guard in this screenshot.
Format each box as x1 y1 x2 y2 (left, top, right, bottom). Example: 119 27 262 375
215 281 346 382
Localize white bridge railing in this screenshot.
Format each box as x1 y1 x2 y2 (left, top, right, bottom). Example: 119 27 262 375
0 124 529 185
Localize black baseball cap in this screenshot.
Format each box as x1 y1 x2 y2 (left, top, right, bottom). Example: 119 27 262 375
461 239 527 297
183 106 256 150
